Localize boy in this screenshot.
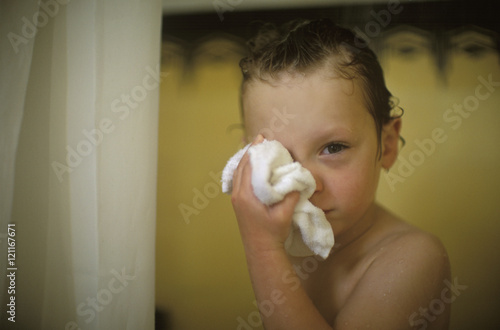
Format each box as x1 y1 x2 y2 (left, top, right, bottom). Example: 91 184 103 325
229 19 450 329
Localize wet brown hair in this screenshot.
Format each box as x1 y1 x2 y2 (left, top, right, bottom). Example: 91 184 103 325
239 18 402 157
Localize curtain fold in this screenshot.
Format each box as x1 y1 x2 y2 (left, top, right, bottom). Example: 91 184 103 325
0 0 39 324
0 1 161 329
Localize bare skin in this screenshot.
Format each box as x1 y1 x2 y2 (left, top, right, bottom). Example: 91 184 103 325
231 70 451 329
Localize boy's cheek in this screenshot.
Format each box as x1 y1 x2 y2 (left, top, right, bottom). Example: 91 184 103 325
332 172 372 202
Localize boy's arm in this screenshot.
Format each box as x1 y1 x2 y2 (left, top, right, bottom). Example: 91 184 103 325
230 138 333 329
242 244 333 330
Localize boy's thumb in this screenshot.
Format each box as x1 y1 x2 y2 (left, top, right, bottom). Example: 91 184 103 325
282 191 301 212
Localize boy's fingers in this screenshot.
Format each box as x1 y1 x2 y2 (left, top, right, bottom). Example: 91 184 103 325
233 134 263 192
270 191 300 220
231 155 246 193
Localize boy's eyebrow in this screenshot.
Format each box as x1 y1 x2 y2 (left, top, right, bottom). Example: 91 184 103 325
310 125 354 142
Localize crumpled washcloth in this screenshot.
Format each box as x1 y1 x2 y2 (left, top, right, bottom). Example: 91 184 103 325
221 139 334 259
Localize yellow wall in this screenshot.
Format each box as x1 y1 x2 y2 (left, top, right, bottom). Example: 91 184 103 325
156 44 255 329
378 47 500 329
156 40 500 329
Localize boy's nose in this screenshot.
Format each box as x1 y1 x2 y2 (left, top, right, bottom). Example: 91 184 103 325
299 161 324 207
304 165 323 193
298 159 322 193
312 172 323 193
308 171 324 209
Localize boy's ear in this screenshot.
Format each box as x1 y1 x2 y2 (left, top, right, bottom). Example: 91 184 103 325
380 118 402 170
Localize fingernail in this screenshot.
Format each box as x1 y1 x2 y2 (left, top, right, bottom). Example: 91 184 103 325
252 134 264 144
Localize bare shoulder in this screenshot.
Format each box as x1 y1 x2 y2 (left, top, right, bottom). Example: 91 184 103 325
372 213 450 282
367 209 451 300
371 217 450 276
334 209 451 329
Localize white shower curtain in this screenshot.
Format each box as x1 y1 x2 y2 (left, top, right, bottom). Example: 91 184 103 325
0 1 161 329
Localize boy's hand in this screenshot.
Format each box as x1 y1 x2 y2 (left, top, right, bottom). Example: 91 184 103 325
230 135 301 254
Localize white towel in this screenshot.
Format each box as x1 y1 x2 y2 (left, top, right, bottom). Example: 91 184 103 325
222 139 334 259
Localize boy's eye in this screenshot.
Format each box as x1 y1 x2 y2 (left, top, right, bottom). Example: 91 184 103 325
321 143 348 155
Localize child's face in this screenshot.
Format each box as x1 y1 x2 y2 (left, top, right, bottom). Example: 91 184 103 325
242 72 389 238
